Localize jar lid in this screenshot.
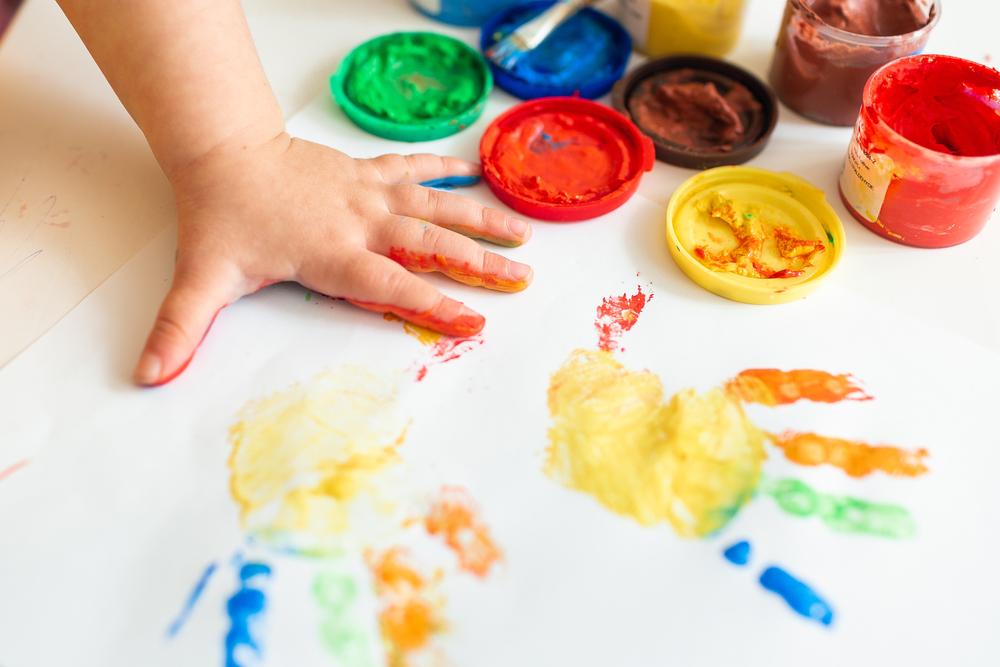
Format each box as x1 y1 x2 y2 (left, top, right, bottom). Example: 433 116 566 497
612 55 778 170
666 167 845 304
480 97 655 222
480 1 631 100
329 32 492 142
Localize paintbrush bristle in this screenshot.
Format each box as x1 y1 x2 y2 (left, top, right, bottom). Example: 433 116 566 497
485 33 529 70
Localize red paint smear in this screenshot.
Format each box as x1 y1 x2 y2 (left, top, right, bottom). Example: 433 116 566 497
595 287 648 352
388 247 528 293
413 336 484 382
726 369 873 406
351 299 485 338
424 486 502 578
482 111 630 205
0 460 29 484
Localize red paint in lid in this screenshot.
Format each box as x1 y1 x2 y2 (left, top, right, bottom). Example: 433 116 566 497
479 97 655 222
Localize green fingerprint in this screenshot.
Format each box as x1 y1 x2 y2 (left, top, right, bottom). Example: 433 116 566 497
762 478 916 539
313 570 374 667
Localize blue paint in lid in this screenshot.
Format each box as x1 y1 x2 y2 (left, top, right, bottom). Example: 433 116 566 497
410 0 525 27
723 540 751 566
480 2 631 100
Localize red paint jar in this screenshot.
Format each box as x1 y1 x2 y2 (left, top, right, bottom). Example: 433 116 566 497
769 0 939 127
479 97 655 222
839 55 1000 248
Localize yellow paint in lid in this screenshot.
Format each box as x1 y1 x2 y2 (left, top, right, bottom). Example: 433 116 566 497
666 167 845 305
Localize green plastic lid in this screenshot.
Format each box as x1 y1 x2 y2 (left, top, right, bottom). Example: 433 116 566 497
330 32 493 142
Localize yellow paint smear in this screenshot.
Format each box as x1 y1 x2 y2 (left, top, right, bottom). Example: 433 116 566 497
545 349 766 537
369 547 448 667
384 313 444 346
424 486 502 578
228 367 407 548
771 431 929 478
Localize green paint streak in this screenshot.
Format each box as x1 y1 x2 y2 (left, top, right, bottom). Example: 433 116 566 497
306 292 312 301
313 570 373 667
762 478 916 539
345 33 485 124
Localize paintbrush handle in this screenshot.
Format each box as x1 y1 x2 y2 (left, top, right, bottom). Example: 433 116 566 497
518 0 597 50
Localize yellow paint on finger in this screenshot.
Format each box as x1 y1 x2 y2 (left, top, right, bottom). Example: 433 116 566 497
228 367 408 551
545 349 766 537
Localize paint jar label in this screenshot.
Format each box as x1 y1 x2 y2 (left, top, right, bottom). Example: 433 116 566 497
616 0 651 49
411 0 442 15
840 127 894 223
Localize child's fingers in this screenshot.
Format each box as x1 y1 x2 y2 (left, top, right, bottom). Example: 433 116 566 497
386 183 531 247
301 249 486 337
373 215 533 293
133 265 234 386
368 153 480 184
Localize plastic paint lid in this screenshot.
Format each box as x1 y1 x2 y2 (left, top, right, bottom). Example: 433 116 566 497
480 1 631 100
666 167 845 305
480 97 655 222
329 32 492 142
612 55 778 170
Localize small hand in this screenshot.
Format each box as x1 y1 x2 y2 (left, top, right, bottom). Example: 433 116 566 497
134 133 533 385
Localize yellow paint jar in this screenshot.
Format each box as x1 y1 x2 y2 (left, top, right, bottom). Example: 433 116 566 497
617 0 748 57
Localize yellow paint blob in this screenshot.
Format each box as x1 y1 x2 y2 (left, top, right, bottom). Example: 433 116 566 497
229 367 408 550
545 349 766 537
384 313 444 346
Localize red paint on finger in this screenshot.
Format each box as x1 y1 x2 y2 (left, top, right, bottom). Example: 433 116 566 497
388 247 530 293
147 308 223 387
350 299 485 337
595 287 649 352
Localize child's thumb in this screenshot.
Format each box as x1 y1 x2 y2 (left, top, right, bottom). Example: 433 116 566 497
133 265 233 386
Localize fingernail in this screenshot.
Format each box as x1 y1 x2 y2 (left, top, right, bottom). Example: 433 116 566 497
507 261 532 282
134 353 162 386
506 217 531 238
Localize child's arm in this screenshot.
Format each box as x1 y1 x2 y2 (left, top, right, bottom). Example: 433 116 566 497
56 0 533 385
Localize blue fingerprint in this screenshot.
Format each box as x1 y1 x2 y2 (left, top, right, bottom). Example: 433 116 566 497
759 566 834 626
166 561 218 638
225 562 272 667
419 175 482 191
723 541 751 566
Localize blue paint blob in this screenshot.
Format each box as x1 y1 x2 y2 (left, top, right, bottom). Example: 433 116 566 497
481 2 631 99
723 541 751 566
166 562 218 638
225 562 272 667
419 175 481 190
759 566 834 626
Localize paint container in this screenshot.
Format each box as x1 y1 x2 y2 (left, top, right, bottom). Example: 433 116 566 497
666 167 845 304
480 2 631 100
839 55 1000 248
480 97 655 222
769 0 939 127
329 32 492 142
616 0 749 58
409 0 524 26
611 55 778 170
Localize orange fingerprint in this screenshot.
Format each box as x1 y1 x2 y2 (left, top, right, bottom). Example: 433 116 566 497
424 486 502 577
369 547 447 667
726 369 872 406
771 431 929 478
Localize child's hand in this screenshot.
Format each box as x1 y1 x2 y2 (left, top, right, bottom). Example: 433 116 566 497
133 132 533 385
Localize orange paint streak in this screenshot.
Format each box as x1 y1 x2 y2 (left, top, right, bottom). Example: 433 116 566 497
595 287 648 352
726 369 872 406
368 547 447 667
351 299 485 337
424 486 502 577
0 459 29 483
771 431 929 478
388 247 529 293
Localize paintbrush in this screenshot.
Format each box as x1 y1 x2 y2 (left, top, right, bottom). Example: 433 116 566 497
484 0 598 71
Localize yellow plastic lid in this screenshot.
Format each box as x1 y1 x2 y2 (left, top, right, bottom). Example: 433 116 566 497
666 167 845 305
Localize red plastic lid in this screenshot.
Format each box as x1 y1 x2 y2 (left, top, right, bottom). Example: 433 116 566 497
479 97 655 222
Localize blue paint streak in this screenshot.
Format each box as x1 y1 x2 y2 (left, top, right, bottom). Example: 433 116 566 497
419 175 481 190
225 562 272 667
490 6 629 89
723 541 751 566
759 566 834 626
166 562 218 638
